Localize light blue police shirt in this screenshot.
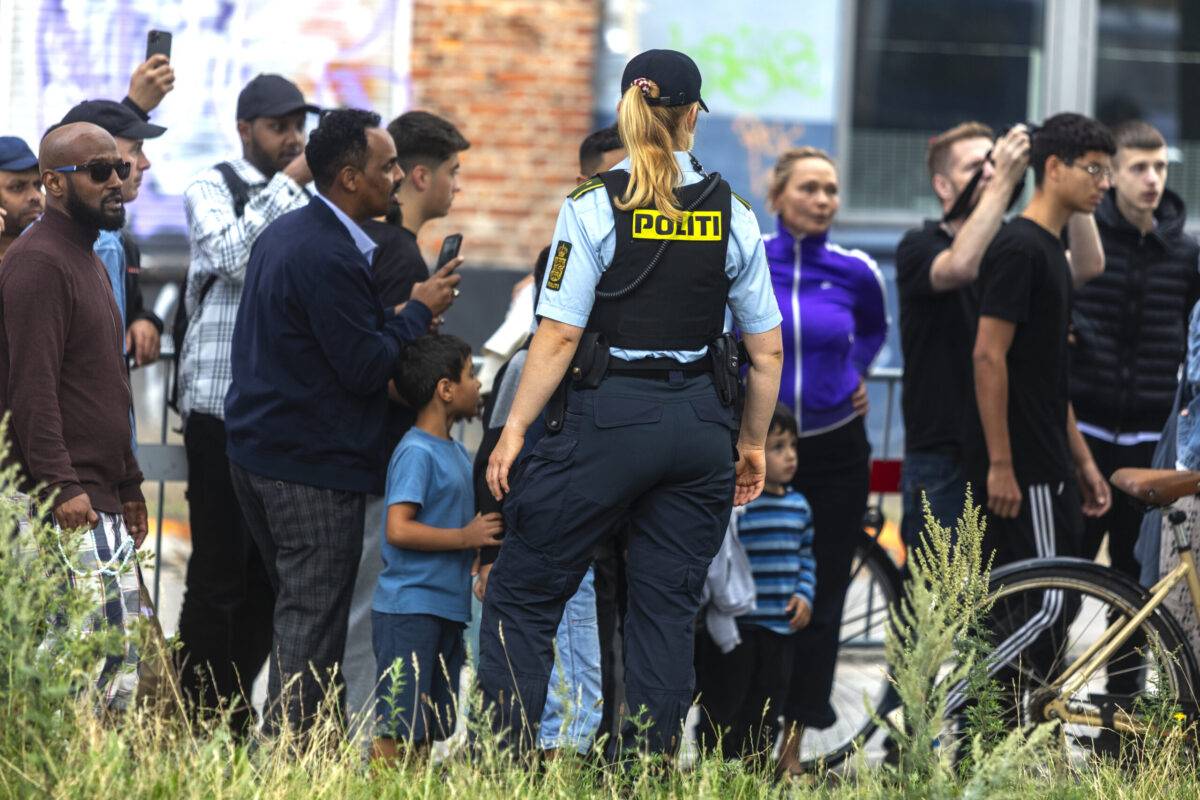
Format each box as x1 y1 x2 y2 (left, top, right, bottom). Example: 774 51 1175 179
535 151 782 362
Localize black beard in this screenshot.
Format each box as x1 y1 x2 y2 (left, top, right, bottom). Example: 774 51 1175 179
65 185 126 231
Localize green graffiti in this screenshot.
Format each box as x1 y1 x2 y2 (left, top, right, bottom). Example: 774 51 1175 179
669 24 823 109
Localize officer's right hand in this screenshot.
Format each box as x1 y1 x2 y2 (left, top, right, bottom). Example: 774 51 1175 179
54 493 99 530
461 512 504 548
407 257 464 318
487 425 525 501
0 207 6 236
733 444 766 506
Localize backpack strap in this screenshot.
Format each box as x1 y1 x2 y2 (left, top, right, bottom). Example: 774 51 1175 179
214 161 252 218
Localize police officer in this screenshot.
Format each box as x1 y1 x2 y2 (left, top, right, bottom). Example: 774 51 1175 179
479 49 784 756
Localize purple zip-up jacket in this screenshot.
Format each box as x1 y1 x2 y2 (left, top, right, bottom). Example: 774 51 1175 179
765 218 888 435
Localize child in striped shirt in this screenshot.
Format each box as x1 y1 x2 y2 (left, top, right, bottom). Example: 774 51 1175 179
695 403 815 762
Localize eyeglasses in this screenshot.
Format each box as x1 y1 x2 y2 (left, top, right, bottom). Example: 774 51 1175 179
1069 161 1113 182
53 160 132 183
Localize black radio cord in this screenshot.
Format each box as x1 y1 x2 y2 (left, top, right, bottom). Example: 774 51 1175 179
595 171 722 300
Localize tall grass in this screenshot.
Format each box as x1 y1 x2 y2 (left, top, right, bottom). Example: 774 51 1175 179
1 432 1197 798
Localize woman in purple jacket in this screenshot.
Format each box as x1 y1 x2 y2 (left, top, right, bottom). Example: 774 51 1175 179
765 147 888 775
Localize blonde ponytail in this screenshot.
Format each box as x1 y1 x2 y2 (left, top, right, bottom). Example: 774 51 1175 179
615 81 697 223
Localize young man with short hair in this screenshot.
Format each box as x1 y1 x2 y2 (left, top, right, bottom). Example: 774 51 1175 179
1069 120 1200 695
386 110 469 241
897 121 1106 546
964 112 1117 715
969 113 1114 563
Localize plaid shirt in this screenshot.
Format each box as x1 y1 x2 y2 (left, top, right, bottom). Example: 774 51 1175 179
179 159 309 419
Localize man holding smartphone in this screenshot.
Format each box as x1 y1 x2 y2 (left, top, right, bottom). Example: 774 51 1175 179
342 109 469 738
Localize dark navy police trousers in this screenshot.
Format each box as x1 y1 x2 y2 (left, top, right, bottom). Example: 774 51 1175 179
478 373 737 755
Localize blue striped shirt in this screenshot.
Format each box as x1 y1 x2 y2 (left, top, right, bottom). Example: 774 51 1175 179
737 487 816 635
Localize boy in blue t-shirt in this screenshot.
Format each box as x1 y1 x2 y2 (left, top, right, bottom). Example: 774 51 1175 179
371 335 502 762
695 403 815 764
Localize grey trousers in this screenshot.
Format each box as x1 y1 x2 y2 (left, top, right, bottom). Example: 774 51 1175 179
342 494 386 741
230 463 365 736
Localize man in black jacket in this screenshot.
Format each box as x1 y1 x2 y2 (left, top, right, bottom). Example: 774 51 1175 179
1070 120 1200 694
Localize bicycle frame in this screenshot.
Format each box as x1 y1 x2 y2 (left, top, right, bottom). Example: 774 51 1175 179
1041 511 1200 733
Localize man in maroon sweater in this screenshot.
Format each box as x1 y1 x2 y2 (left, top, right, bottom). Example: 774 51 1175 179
0 122 148 709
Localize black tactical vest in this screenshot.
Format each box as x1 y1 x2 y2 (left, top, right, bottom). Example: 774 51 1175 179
585 170 732 351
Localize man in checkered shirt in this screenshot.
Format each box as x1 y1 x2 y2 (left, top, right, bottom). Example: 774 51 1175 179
175 74 317 733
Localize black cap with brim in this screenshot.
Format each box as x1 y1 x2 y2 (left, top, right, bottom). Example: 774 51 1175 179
60 99 167 140
237 74 320 121
620 49 709 112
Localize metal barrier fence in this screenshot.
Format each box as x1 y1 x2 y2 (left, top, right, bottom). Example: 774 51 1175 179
136 353 908 608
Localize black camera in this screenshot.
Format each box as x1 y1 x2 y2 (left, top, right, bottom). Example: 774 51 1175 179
943 122 1037 223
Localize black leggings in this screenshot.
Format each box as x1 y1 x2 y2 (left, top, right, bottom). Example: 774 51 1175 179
784 416 870 728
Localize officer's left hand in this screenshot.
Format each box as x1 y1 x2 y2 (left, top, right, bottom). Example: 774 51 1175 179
733 444 765 506
487 426 525 500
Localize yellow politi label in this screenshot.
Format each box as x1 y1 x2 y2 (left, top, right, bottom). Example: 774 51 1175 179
632 210 722 242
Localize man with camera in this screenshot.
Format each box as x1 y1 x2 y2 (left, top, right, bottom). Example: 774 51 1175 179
896 121 1103 546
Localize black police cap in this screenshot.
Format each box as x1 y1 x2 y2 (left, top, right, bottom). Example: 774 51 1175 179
236 74 320 121
620 49 709 112
60 99 167 140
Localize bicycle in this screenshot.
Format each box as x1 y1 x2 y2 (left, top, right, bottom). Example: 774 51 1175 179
941 467 1199 746
799 467 1200 768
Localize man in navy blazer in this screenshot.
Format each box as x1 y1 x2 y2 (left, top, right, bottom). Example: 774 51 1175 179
225 108 460 736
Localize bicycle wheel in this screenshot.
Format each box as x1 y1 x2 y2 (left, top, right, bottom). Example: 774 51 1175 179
945 557 1199 752
797 530 902 768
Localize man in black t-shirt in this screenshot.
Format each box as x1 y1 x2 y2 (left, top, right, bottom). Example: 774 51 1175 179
896 122 1028 546
896 120 1111 550
964 112 1117 713
967 113 1114 565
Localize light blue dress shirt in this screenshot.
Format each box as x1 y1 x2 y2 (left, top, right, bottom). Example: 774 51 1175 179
94 230 127 324
317 193 379 265
535 151 781 362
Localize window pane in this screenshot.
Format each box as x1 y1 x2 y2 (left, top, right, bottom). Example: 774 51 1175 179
1095 0 1200 213
847 0 1045 215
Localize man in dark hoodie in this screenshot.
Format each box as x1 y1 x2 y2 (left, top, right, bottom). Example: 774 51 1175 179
1069 120 1200 695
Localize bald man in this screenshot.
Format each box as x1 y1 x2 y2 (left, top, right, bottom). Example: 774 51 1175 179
0 122 147 710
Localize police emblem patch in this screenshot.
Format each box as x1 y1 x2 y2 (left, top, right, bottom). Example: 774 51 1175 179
546 241 572 291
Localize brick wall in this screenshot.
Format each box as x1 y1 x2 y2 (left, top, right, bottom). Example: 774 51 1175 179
409 0 601 271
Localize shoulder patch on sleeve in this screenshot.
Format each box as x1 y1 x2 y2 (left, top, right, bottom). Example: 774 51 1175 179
732 190 752 210
546 241 572 291
568 176 604 201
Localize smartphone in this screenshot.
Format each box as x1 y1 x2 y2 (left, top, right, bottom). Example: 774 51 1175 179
435 233 462 270
146 30 172 60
